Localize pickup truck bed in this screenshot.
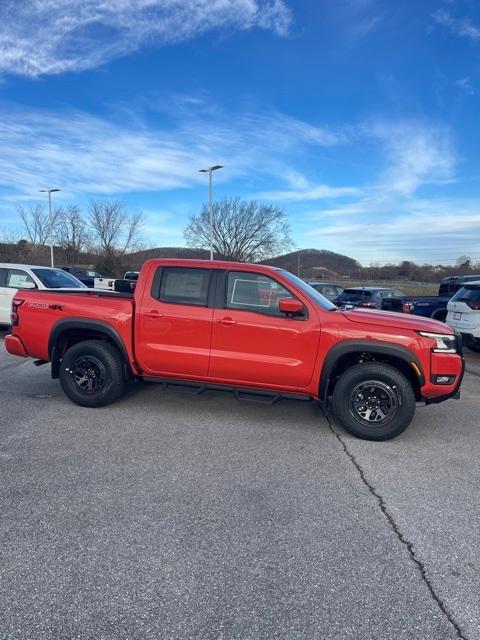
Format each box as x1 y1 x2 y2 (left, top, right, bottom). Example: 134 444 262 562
5 259 465 442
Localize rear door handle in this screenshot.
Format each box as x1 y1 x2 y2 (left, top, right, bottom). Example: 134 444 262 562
218 317 237 326
145 310 163 318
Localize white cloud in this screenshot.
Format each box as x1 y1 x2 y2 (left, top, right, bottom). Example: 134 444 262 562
0 0 291 77
306 199 480 264
256 183 359 201
432 9 480 42
0 102 339 199
456 76 475 95
372 122 455 196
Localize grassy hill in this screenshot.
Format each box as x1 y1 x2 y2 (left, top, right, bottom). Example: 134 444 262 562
261 249 360 279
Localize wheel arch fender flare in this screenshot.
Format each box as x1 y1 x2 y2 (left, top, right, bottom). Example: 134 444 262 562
318 340 425 403
48 318 133 379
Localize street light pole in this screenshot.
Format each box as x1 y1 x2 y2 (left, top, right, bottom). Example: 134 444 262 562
198 165 223 260
39 188 60 267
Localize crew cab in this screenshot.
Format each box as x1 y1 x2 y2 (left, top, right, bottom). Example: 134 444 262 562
4 259 464 441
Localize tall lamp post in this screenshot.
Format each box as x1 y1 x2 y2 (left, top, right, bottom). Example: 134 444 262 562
198 165 223 260
39 188 61 267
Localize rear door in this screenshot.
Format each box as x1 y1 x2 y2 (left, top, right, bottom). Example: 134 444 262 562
0 269 35 325
209 270 320 389
0 268 9 324
136 266 215 377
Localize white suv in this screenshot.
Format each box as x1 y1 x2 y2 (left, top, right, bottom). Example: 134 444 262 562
0 263 86 327
446 282 480 352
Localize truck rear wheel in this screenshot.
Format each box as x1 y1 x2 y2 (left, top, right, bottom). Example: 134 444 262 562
59 340 127 408
332 362 416 441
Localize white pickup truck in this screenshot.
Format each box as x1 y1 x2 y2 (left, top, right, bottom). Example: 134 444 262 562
94 276 132 292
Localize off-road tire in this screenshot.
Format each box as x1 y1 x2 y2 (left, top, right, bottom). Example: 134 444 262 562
332 362 416 441
59 340 127 408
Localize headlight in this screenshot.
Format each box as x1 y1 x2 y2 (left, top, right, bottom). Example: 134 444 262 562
419 331 457 353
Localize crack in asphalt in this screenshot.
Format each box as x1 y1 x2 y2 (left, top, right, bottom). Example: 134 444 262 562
326 417 468 640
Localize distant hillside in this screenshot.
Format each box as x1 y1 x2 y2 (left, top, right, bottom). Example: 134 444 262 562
261 249 360 278
125 247 212 269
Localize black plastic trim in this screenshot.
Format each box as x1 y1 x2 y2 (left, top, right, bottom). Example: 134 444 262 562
319 340 426 403
142 375 313 402
48 318 132 379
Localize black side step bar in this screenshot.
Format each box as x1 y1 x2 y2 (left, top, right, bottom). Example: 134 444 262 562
142 377 313 405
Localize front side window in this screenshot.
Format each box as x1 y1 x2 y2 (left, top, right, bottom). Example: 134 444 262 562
6 269 35 288
226 272 292 316
159 267 210 306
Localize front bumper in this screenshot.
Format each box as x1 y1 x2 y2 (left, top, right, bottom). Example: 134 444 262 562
424 332 465 404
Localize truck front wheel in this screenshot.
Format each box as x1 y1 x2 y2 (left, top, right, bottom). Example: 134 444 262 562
332 362 416 441
59 340 127 408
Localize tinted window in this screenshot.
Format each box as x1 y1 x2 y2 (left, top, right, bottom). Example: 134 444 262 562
32 268 84 288
159 267 210 306
341 289 372 298
317 285 337 296
227 272 292 316
451 287 480 304
6 269 35 288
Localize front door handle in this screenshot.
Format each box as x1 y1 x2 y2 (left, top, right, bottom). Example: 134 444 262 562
145 310 163 318
218 317 237 326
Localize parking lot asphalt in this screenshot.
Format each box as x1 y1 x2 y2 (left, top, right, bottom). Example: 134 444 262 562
0 330 479 640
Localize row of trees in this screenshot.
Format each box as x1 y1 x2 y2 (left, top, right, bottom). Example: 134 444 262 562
2 198 293 273
7 200 144 274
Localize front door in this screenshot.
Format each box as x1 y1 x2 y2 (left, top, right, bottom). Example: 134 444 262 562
136 266 214 377
209 270 320 389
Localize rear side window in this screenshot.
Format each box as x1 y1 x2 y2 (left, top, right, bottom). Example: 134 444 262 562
439 282 458 296
226 272 292 316
6 269 34 288
159 267 210 306
451 287 480 309
342 289 372 298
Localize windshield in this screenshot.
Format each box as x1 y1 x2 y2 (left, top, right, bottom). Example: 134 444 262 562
280 271 336 310
32 268 85 288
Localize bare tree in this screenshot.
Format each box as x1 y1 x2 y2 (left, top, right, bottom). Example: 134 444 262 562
88 200 144 275
55 205 90 264
0 228 21 244
16 203 61 246
184 198 292 262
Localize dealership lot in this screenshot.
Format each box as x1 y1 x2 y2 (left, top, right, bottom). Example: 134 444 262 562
0 330 479 640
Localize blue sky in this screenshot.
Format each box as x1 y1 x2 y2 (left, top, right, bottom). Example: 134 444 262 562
0 0 479 264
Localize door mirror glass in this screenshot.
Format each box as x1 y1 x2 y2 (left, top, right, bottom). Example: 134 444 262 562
279 297 304 316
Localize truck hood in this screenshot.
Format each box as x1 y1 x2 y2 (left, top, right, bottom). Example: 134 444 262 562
341 308 453 334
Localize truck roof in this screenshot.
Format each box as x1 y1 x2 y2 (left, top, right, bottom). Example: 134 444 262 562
142 258 282 271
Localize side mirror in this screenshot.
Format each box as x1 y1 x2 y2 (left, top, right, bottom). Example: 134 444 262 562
279 297 304 317
19 281 36 289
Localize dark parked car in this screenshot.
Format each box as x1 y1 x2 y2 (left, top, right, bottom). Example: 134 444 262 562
337 287 406 310
307 282 343 303
62 266 103 288
401 275 480 322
